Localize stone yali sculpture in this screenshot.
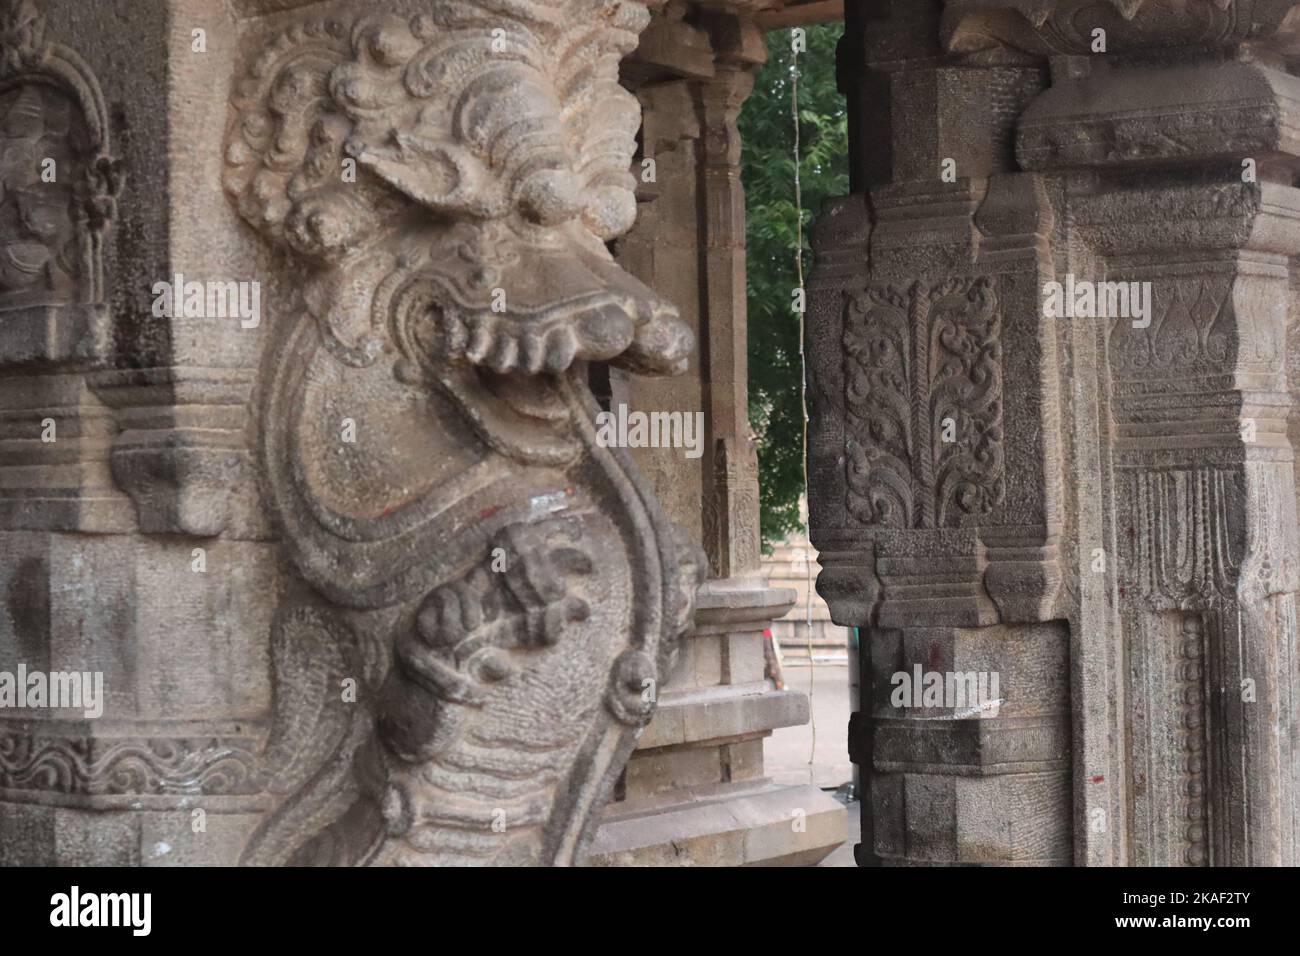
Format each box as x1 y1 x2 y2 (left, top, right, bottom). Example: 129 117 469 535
222 2 703 865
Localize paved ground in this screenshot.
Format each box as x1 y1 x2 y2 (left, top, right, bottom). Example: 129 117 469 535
819 798 860 867
763 662 859 865
766 663 854 789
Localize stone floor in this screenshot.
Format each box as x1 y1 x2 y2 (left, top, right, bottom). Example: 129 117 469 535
766 663 854 789
763 662 858 866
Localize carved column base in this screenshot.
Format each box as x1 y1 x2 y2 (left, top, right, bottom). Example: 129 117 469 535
587 778 845 866
0 533 278 866
854 621 1072 866
586 579 847 865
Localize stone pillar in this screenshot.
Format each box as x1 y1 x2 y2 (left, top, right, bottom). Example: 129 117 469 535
812 0 1300 866
588 2 847 865
697 12 763 582
0 0 710 866
760 498 852 661
0 0 275 866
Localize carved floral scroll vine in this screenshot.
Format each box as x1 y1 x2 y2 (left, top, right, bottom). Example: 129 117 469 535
842 276 1005 529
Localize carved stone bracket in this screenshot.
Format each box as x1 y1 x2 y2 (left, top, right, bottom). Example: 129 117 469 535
87 367 253 537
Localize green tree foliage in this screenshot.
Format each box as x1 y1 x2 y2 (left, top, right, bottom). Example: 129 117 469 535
740 25 848 549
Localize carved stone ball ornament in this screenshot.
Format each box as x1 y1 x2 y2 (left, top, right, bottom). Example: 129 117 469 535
223 1 703 865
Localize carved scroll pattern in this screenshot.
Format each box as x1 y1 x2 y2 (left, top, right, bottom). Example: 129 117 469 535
0 733 262 795
843 276 1004 529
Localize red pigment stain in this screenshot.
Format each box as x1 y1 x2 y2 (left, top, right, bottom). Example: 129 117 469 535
378 493 424 518
479 504 503 520
1090 775 1105 784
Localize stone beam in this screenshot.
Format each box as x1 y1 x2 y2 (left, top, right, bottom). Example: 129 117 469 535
756 0 846 30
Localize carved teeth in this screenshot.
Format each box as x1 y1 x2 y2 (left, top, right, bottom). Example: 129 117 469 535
516 168 585 226
544 325 579 372
465 318 495 364
518 333 545 373
486 334 518 374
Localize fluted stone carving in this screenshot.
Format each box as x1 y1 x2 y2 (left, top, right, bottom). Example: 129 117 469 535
216 1 705 865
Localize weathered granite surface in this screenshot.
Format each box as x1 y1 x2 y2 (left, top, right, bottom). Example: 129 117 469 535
0 0 842 866
812 0 1300 865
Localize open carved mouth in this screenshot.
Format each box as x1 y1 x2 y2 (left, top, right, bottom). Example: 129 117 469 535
312 220 697 381
431 223 693 377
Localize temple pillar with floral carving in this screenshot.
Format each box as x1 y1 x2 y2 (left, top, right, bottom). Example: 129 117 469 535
811 0 1300 865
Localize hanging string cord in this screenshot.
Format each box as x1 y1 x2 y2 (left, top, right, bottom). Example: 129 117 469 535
791 33 815 773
